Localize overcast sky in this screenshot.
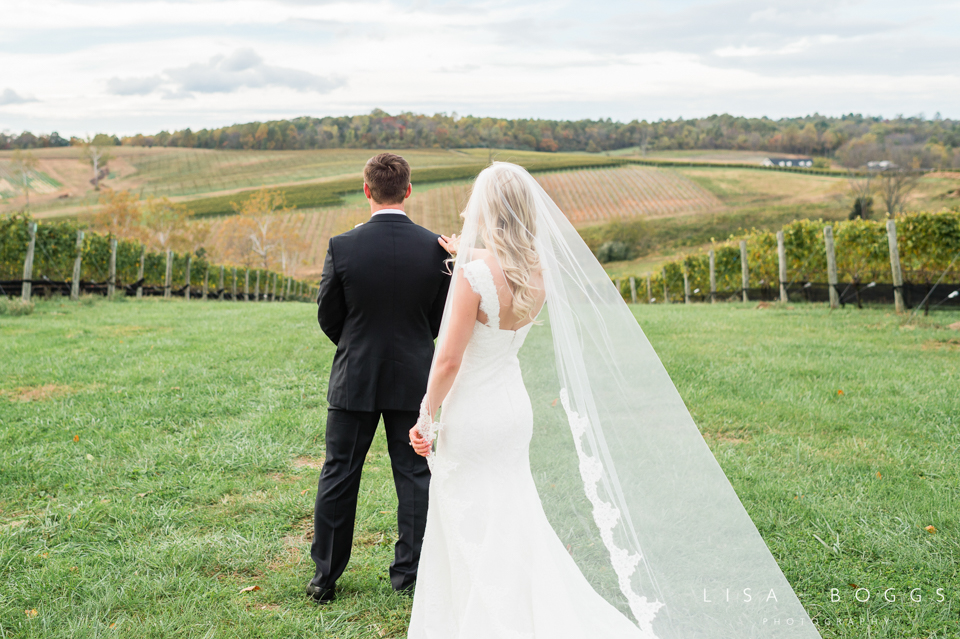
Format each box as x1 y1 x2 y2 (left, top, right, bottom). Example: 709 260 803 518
2 0 959 137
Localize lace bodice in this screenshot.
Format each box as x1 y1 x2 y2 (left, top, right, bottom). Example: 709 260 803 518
460 259 533 366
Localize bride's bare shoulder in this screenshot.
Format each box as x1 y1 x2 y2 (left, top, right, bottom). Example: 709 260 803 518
470 248 491 261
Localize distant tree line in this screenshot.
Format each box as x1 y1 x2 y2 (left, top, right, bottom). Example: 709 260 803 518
3 110 959 168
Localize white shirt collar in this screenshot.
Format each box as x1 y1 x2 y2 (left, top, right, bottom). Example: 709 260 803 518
371 208 407 217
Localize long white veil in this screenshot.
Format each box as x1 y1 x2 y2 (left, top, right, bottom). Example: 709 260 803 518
424 162 821 639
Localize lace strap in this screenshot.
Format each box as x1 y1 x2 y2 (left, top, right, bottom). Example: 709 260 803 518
462 260 500 330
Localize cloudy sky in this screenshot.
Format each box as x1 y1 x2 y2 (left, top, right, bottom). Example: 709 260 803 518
2 0 959 136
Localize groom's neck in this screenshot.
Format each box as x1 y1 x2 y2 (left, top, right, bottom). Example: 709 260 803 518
369 201 405 216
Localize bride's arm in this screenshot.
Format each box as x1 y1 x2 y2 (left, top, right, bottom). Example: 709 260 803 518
410 269 480 456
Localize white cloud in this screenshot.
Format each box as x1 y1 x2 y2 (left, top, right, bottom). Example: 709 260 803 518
166 48 344 94
107 75 164 96
104 48 345 98
0 88 38 106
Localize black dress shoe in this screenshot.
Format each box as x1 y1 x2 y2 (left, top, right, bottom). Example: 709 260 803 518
306 579 336 604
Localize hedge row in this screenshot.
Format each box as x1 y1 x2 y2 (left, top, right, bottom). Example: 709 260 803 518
0 215 310 297
614 210 960 301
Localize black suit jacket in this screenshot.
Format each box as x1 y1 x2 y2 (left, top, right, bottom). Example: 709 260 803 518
317 213 451 412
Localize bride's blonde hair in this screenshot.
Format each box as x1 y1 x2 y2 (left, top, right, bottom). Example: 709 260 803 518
472 163 541 322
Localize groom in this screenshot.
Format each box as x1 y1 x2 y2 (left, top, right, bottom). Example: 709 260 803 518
308 153 451 603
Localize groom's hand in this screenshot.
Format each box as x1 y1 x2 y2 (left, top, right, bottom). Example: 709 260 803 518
409 426 432 457
438 234 459 256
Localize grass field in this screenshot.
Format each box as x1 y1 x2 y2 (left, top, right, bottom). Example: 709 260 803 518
1 298 958 638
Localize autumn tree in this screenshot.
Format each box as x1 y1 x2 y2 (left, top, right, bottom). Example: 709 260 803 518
847 172 874 220
877 168 921 215
277 213 309 277
9 149 38 209
140 196 190 251
93 189 143 239
79 137 113 190
230 188 290 269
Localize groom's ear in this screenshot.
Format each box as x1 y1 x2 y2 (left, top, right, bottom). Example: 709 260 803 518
404 183 413 200
364 183 373 200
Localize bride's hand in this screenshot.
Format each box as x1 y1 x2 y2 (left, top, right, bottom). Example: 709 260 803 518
409 425 432 457
438 234 459 256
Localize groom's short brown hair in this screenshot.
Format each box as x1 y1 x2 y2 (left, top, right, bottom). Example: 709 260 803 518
364 153 411 204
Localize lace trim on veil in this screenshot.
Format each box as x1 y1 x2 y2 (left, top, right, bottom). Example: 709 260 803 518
559 388 664 635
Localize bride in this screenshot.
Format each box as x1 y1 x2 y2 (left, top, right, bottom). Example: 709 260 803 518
407 162 821 639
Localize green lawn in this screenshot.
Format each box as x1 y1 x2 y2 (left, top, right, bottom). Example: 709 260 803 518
1 298 958 638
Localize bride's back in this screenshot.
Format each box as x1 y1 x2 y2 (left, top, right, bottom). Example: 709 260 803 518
474 251 545 331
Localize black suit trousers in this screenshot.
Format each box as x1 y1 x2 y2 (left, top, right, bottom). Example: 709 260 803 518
310 407 430 591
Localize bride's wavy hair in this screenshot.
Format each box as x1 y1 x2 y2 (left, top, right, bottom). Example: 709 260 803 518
467 162 542 323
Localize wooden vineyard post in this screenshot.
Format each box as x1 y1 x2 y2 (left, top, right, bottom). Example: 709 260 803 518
683 271 691 304
164 249 172 299
286 276 292 301
886 219 905 313
615 279 622 300
108 238 117 298
218 266 225 301
824 226 839 309
184 256 192 301
662 268 670 304
777 231 788 302
71 230 84 301
629 277 637 304
708 249 716 304
646 273 653 303
255 271 260 301
136 244 145 300
244 269 250 301
270 273 276 302
231 268 237 301
202 268 209 300
739 240 749 303
21 222 37 302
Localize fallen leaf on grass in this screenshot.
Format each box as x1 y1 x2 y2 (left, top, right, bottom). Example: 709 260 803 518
380 511 392 514
25 609 37 618
925 525 937 534
73 434 79 442
837 389 844 396
86 454 95 462
239 585 261 593
300 489 309 495
550 398 558 407
876 472 882 479
110 623 116 629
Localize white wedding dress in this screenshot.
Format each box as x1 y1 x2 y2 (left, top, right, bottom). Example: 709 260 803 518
408 259 649 639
